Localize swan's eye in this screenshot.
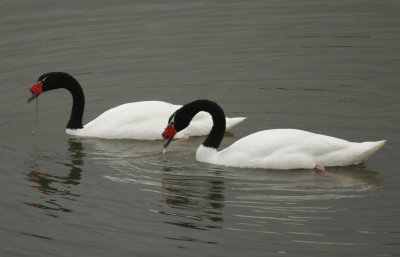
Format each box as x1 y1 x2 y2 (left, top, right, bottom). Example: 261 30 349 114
168 112 176 125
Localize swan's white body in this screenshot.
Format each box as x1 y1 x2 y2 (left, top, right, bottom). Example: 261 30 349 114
196 129 385 169
66 101 245 140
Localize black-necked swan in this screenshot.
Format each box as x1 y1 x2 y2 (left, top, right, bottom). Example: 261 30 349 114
26 72 246 139
162 99 385 170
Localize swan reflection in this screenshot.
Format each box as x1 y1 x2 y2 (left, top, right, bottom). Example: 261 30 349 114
25 138 85 215
161 172 225 227
90 135 383 242
323 164 382 189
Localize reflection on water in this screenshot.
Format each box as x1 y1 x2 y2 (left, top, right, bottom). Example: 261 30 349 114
94 139 226 237
24 139 85 216
223 165 384 247
100 140 384 246
324 164 382 190
160 173 225 229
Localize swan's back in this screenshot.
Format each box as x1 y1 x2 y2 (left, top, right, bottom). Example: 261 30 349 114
68 101 180 139
202 129 385 169
67 101 246 140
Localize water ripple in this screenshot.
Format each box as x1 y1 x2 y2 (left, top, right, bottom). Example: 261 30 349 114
94 138 384 248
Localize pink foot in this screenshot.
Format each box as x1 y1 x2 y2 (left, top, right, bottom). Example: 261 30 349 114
314 163 326 173
182 134 190 139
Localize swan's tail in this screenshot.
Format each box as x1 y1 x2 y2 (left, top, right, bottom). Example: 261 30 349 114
345 140 386 166
318 140 385 167
358 140 386 160
225 117 246 131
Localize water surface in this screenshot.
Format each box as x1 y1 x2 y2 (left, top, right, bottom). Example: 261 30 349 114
1 0 399 256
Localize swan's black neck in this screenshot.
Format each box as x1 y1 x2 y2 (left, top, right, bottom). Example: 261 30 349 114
174 100 226 149
40 72 85 129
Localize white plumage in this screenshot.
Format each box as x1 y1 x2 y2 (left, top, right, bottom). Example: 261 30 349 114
66 101 245 140
196 129 385 169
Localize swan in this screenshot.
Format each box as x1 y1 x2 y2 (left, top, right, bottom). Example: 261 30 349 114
162 100 385 170
26 72 246 140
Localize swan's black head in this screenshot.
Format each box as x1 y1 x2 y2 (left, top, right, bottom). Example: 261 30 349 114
162 100 226 149
162 100 206 148
161 110 186 148
26 72 85 129
27 72 77 103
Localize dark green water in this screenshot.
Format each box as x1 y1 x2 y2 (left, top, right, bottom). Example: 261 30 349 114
1 0 399 256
